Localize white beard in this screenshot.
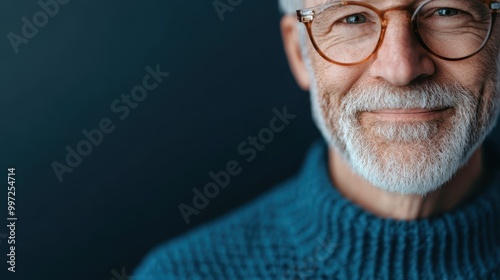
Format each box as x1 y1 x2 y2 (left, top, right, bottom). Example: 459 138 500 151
311 78 500 195
334 83 478 195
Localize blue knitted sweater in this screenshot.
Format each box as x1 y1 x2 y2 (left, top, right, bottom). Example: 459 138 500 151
134 141 500 279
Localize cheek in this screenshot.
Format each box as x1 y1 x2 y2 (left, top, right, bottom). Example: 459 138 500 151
434 60 495 95
433 27 499 96
311 52 367 109
429 53 498 131
309 49 371 137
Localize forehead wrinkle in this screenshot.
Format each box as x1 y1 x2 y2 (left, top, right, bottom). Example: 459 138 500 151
305 0 425 9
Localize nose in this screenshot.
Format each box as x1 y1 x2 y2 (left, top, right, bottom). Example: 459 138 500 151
369 12 435 86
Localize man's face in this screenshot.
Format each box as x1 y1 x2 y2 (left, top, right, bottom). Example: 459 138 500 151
302 0 500 195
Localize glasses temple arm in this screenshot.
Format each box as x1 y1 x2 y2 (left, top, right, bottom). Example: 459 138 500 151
297 10 314 22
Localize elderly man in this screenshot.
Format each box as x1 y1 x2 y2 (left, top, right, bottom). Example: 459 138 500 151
135 0 500 278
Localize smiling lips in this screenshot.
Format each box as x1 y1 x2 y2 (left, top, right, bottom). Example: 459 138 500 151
364 107 451 122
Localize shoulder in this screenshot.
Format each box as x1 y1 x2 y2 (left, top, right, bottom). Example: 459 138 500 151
133 177 300 280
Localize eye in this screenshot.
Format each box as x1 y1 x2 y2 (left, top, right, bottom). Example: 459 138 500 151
436 8 460 16
344 14 367 24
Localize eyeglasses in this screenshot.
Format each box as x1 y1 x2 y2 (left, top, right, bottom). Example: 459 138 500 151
297 0 500 66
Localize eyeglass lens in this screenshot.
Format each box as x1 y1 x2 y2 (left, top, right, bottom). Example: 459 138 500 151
310 0 492 64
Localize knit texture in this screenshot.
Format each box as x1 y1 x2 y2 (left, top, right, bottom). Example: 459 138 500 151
134 140 500 279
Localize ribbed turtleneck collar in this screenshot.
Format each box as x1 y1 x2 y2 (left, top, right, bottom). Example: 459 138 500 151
285 140 500 279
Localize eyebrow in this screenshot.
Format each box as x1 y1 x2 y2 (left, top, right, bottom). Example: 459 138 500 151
307 0 486 10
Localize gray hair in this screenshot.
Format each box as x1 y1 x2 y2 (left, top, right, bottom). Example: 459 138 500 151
278 0 304 14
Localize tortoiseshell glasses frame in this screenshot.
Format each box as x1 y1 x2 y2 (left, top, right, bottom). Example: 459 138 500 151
297 0 500 66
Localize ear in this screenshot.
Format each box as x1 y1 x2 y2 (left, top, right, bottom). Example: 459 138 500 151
280 15 311 91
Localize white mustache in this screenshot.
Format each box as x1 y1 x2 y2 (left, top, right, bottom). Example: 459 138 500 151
341 82 475 114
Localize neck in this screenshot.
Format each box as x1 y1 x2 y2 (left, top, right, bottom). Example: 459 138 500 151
328 146 485 220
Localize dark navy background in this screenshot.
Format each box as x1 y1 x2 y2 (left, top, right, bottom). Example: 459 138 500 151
1 1 500 280
0 0 319 279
